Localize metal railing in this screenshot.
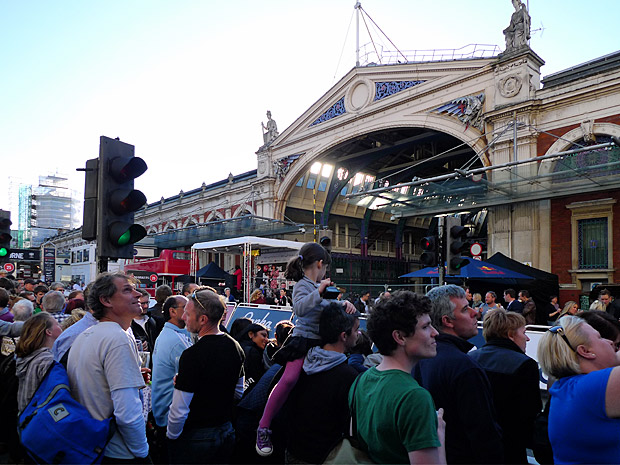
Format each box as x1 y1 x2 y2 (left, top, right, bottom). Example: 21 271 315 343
360 43 501 66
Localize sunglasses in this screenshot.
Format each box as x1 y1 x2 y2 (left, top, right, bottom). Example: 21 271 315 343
549 325 576 352
190 290 207 312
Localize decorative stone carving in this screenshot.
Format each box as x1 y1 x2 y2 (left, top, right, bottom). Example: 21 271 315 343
273 154 302 182
228 172 234 184
434 93 485 131
580 119 596 143
258 160 266 175
261 110 279 146
503 0 530 52
494 58 528 74
497 74 523 97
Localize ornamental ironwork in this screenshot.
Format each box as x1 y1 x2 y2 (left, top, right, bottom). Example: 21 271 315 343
374 80 425 101
310 97 346 126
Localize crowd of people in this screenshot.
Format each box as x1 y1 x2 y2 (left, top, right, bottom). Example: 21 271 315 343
2 250 620 464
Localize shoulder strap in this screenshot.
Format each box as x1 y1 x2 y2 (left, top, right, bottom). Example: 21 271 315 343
349 375 362 438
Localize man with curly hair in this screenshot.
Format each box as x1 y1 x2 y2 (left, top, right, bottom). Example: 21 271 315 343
349 290 445 464
67 272 150 462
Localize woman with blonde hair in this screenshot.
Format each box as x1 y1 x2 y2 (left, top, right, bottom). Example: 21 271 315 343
250 289 266 305
538 315 620 464
557 300 579 319
470 309 541 463
15 312 62 412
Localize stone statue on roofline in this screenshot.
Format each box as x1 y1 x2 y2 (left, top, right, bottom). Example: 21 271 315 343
261 110 279 146
503 0 530 52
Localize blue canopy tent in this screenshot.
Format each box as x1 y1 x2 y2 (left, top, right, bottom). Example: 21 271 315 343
400 259 534 280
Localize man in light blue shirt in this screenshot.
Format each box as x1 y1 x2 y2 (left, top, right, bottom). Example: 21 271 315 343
52 308 98 362
152 295 192 428
0 319 23 337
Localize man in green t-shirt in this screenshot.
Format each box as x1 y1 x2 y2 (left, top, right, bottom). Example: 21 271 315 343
349 291 446 464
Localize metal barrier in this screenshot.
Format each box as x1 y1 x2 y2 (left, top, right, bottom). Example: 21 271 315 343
227 304 551 390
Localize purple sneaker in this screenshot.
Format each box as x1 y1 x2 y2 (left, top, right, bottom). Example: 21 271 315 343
256 427 273 456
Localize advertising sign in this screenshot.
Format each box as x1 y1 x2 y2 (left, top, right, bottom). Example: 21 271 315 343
6 249 40 261
43 248 55 283
126 270 159 283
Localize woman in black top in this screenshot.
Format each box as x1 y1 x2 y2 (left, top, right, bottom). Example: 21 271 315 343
469 308 542 464
236 323 270 391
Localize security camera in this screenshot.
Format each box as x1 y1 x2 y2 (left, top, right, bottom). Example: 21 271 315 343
390 215 396 222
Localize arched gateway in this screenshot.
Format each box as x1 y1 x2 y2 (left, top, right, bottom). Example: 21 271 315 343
256 44 546 281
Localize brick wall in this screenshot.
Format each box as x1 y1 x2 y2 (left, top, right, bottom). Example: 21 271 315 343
551 192 620 303
541 117 620 304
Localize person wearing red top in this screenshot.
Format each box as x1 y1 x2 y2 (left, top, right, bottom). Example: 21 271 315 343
233 265 242 295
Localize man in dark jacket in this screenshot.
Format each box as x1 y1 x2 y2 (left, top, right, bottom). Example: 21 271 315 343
519 290 536 325
150 284 173 319
285 303 360 463
504 288 524 314
414 284 503 464
354 290 371 314
131 289 164 363
600 289 620 319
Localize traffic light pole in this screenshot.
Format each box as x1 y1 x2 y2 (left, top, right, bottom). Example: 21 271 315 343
97 256 108 275
438 216 446 285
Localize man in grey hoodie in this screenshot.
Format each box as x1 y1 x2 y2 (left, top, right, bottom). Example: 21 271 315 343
284 303 360 464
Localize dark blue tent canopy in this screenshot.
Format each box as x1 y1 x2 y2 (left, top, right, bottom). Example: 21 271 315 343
195 261 231 279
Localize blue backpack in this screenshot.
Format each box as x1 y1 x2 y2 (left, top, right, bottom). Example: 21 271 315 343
18 361 113 464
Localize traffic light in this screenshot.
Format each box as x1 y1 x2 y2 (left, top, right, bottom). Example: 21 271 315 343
420 234 439 267
0 210 11 261
445 216 470 275
97 136 148 259
82 158 99 241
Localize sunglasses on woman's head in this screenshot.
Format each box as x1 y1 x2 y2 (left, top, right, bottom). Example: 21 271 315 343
549 325 576 352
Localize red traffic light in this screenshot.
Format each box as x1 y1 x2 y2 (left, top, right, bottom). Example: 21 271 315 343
420 235 438 267
110 157 147 183
109 189 147 216
421 236 435 250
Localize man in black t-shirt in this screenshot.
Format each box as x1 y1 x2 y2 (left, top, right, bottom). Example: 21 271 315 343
166 288 245 464
285 303 361 463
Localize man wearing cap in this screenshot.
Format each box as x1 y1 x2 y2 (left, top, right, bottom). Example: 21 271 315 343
23 278 36 293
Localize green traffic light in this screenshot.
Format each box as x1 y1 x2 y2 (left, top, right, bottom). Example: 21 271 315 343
117 230 131 246
0 248 7 257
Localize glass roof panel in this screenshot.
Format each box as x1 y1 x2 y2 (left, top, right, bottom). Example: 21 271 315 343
344 143 620 218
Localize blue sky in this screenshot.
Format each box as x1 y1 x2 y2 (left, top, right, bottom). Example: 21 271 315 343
1 0 618 212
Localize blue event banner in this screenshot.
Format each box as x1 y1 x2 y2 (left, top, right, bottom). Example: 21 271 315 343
226 304 367 334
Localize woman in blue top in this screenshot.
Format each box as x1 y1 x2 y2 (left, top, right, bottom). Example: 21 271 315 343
538 315 620 464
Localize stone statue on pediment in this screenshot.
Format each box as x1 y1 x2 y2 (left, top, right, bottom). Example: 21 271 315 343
261 111 279 145
503 0 530 51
